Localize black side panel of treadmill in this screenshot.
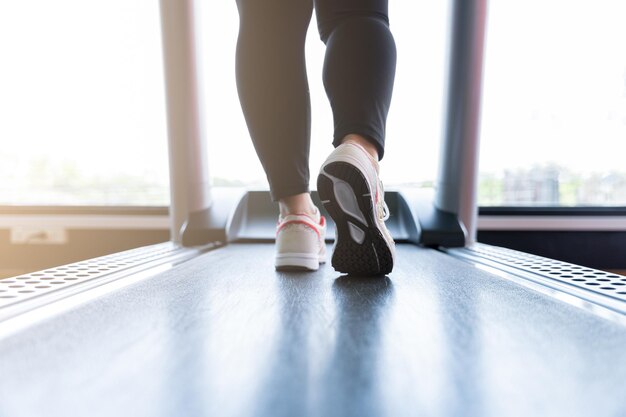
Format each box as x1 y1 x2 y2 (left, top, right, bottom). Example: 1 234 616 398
181 189 278 246
415 203 466 247
397 189 466 248
181 188 247 246
181 188 465 247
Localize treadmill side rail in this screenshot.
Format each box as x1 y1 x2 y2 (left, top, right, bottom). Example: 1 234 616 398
446 243 626 321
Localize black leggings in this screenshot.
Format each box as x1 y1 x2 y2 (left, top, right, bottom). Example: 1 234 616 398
236 0 396 201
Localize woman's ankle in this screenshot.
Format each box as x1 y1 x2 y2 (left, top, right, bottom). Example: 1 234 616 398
341 134 379 161
279 193 318 217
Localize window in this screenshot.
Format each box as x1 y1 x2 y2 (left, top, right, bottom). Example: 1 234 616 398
0 1 169 206
479 0 626 206
2 1 458 205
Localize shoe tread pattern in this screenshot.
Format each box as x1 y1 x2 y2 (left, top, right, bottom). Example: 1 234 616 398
317 162 393 276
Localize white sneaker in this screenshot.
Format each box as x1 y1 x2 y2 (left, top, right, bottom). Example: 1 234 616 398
317 142 395 275
275 208 327 271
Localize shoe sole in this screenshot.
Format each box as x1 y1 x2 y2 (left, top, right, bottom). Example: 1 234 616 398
317 161 393 276
275 253 324 272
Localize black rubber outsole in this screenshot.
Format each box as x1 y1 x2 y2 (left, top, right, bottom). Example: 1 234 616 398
317 162 393 276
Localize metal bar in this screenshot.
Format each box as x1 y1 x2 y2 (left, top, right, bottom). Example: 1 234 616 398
436 0 488 244
159 0 211 243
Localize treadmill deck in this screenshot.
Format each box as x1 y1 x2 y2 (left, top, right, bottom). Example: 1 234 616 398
1 243 625 417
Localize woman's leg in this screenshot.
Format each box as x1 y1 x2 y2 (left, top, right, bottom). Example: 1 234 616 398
237 0 325 272
235 0 314 205
315 0 397 275
314 0 397 160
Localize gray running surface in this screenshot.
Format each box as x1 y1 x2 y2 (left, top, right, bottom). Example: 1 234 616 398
1 243 625 417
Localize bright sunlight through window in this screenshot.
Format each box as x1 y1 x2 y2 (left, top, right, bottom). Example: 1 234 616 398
1 1 625 207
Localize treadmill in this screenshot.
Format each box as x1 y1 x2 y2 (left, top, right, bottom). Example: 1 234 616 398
1 1 626 416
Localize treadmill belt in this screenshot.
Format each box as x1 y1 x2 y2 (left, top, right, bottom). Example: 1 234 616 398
1 243 625 417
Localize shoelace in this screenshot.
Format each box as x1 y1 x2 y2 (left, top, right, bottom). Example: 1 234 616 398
377 180 390 221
